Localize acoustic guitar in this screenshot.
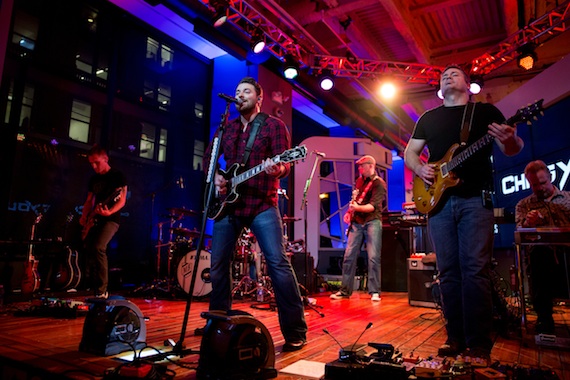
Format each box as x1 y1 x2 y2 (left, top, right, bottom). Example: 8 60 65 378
52 213 81 291
413 100 544 215
21 214 42 295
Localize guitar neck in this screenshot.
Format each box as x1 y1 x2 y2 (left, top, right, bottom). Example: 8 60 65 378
232 159 274 186
448 133 494 171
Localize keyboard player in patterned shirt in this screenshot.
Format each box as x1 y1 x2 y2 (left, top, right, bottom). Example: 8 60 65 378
515 159 570 334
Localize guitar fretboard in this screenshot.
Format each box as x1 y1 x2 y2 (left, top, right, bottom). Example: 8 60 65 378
232 160 275 186
448 134 494 172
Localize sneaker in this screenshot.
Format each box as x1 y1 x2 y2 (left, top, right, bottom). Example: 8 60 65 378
95 291 108 299
438 341 465 357
330 291 350 300
371 293 381 302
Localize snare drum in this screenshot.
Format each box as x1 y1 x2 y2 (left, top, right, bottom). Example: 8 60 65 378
177 250 212 297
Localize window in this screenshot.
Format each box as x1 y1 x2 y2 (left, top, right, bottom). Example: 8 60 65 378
193 140 204 171
146 37 174 70
4 81 34 128
69 100 91 143
12 11 38 51
158 128 167 162
139 122 156 160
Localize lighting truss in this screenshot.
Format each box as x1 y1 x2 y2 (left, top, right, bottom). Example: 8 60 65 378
197 0 570 84
469 1 570 75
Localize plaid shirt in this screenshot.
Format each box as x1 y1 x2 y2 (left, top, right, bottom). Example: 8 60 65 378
205 114 291 218
515 187 570 228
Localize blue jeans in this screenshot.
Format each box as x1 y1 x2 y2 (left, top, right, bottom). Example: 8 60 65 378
210 207 307 342
428 196 494 351
341 219 382 295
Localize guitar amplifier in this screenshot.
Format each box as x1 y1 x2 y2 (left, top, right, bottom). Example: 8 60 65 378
407 258 438 308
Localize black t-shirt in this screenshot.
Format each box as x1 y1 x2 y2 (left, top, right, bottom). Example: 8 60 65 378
88 167 126 224
412 102 505 197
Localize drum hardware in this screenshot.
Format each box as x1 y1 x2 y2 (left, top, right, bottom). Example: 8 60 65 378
177 250 212 297
231 228 274 301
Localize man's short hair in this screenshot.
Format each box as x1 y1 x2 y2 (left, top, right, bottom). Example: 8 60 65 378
88 144 108 157
524 160 549 177
239 76 263 98
441 64 470 84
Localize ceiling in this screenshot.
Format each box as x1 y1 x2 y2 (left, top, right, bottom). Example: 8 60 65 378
134 0 570 150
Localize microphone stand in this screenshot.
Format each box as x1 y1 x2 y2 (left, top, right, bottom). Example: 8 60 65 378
300 153 325 317
147 102 231 361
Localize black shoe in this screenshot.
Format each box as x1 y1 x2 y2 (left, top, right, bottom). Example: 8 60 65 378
437 341 465 357
283 340 306 352
194 326 205 336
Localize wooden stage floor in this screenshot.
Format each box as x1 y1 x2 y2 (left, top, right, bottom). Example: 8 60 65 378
0 290 569 379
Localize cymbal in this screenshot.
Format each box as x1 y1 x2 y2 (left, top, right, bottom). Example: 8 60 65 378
282 216 302 222
167 207 199 217
170 227 211 239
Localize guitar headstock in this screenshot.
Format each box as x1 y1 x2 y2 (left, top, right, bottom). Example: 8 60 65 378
507 99 544 125
279 145 308 163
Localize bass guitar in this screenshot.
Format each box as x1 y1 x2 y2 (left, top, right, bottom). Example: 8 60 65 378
413 99 544 215
208 145 307 220
21 214 42 295
81 187 123 240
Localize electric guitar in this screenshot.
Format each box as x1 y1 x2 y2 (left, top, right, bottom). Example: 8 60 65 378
413 99 544 215
208 145 307 220
81 187 123 240
21 214 42 295
345 189 359 236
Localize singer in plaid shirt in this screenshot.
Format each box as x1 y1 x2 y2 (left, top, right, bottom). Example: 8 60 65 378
203 77 307 352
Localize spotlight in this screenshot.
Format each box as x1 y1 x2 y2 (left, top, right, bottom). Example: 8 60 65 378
250 29 265 54
436 86 443 100
319 69 334 91
211 0 230 28
379 82 396 99
469 75 484 95
282 54 299 80
517 43 537 71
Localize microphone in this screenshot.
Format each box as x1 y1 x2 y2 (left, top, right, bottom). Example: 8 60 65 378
323 328 344 351
350 322 373 353
218 93 241 104
313 150 326 158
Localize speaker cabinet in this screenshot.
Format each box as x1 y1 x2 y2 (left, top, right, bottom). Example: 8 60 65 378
381 227 411 292
407 258 438 308
291 253 315 293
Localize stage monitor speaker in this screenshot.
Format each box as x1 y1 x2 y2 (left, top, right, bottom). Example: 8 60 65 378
407 258 439 308
291 253 315 293
79 297 146 356
381 227 410 292
197 310 277 380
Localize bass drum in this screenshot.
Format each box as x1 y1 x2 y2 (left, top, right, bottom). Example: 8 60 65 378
177 250 212 297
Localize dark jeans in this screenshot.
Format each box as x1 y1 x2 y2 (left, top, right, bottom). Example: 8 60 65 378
429 196 494 351
84 221 119 294
528 246 561 326
209 207 307 342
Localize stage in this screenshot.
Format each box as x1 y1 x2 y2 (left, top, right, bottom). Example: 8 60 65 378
0 289 569 379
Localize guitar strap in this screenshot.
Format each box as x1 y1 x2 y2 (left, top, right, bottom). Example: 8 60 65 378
460 102 476 145
356 175 377 204
242 112 268 166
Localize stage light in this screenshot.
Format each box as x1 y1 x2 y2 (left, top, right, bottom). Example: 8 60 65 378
436 86 443 100
319 69 334 91
469 75 484 95
211 0 230 28
379 82 396 99
282 54 299 80
517 43 537 71
250 29 265 54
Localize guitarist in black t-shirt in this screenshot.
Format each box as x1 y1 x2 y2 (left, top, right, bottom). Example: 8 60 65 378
79 145 127 298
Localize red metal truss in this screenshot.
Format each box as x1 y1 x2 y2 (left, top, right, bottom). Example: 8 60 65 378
198 0 570 83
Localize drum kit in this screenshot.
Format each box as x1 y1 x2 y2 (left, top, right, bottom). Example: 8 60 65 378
138 207 212 298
